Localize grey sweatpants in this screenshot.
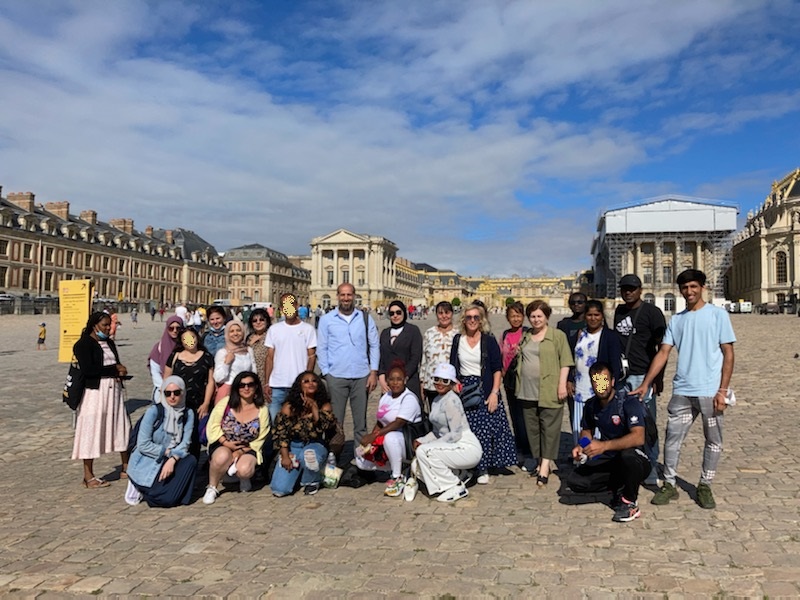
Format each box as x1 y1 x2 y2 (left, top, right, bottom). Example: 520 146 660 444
325 374 369 446
662 394 723 486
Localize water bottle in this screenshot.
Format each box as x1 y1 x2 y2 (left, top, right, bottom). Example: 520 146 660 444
327 452 336 469
575 436 592 465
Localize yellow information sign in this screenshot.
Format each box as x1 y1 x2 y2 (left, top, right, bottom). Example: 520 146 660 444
59 280 93 363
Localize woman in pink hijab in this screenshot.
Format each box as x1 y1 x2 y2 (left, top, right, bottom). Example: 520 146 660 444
149 315 183 402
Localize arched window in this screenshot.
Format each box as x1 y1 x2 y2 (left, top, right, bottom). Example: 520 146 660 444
776 251 787 284
644 293 655 304
664 293 676 312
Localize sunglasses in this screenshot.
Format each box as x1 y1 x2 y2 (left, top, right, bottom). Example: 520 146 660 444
164 389 183 397
389 310 403 316
301 379 317 385
252 317 267 322
238 381 257 389
168 325 181 331
433 377 452 385
464 315 480 321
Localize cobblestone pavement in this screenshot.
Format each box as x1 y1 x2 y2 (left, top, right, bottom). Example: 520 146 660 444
0 311 798 598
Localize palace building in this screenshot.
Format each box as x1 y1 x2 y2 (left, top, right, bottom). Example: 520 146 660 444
592 196 738 312
223 243 311 307
0 188 227 309
730 168 800 306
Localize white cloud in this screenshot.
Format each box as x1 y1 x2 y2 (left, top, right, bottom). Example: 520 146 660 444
0 0 797 278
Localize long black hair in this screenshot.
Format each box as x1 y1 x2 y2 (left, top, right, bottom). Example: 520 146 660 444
286 370 330 415
81 311 110 338
228 371 265 409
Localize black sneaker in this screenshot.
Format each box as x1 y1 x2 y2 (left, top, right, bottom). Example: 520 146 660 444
612 500 641 523
303 482 320 496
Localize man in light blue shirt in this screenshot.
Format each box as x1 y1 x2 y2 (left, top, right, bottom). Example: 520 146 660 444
317 283 379 446
634 269 735 510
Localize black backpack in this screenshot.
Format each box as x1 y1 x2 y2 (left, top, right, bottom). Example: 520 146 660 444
616 393 658 448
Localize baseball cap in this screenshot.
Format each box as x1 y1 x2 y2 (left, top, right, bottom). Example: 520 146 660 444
619 274 642 288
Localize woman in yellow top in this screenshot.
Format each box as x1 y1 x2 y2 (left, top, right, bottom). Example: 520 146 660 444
516 300 574 487
203 371 270 504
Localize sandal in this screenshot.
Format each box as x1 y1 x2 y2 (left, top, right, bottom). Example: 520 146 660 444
537 474 549 487
83 477 110 489
120 469 129 479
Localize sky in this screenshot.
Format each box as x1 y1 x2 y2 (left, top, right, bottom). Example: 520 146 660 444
0 0 798 278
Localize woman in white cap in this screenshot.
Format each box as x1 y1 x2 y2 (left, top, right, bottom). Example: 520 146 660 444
411 363 483 503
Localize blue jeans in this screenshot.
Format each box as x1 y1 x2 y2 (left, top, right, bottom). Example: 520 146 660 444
624 374 659 481
268 387 290 424
270 441 326 496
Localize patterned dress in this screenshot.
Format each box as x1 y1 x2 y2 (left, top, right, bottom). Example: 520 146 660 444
573 329 601 442
421 326 457 394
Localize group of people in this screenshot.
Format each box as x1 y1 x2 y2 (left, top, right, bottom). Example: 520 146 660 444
69 268 735 519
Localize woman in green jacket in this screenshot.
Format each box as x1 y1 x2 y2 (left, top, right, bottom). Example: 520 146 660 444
516 300 574 486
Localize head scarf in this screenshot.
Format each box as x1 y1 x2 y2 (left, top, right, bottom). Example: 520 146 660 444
224 319 249 355
148 315 183 372
388 300 408 330
159 375 187 448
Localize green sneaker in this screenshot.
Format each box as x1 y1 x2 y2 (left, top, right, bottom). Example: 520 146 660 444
696 483 716 509
650 482 679 505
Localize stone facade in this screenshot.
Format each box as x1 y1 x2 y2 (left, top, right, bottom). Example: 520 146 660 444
730 168 800 306
0 189 227 307
223 244 311 307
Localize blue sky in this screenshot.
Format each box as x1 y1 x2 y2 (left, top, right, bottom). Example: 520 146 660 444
0 0 798 277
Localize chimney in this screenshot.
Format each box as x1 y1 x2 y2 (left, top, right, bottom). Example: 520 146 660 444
145 225 154 237
79 210 97 225
109 218 126 231
124 218 134 234
44 201 71 220
165 229 174 245
7 192 35 212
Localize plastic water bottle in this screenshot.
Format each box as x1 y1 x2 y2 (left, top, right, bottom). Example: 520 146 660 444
575 436 592 465
327 452 337 469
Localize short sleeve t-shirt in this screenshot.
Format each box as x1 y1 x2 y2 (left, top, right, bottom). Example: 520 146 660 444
662 303 736 397
582 391 646 456
264 321 317 388
375 389 422 427
613 302 666 375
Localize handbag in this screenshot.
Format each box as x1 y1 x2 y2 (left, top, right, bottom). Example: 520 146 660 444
62 360 85 410
459 375 484 409
327 419 346 457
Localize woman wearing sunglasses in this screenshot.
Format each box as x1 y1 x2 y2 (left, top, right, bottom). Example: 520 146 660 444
411 364 482 503
450 303 516 485
247 308 272 389
125 376 197 507
148 315 184 403
203 371 270 504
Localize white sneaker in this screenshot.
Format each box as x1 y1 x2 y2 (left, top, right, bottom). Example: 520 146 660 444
437 483 469 503
303 449 319 472
477 473 490 485
403 477 419 502
202 485 219 505
124 480 142 506
227 460 238 476
239 477 252 493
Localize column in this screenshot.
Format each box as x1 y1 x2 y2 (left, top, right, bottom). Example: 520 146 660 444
349 246 354 287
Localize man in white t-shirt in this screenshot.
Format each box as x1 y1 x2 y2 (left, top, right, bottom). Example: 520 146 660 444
264 293 317 423
174 302 189 326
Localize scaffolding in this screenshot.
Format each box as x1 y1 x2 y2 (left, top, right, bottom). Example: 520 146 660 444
598 230 734 300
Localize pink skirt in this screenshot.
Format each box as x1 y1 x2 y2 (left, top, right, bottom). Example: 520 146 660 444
72 378 131 460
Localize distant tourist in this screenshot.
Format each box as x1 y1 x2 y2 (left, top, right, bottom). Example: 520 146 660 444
36 322 47 351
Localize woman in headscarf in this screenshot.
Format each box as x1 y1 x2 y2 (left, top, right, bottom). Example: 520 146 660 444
72 311 131 488
213 319 256 403
149 315 183 403
378 300 423 398
125 376 197 507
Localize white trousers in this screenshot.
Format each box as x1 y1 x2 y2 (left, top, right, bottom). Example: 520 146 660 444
415 430 483 494
355 430 406 478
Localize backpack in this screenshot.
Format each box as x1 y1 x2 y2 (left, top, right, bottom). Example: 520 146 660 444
127 403 165 454
616 393 658 448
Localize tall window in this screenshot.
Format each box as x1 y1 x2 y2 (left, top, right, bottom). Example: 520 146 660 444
662 265 673 285
643 265 653 284
644 293 655 304
664 293 676 312
326 270 334 286
776 251 787 284
0 240 7 255
23 244 33 259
